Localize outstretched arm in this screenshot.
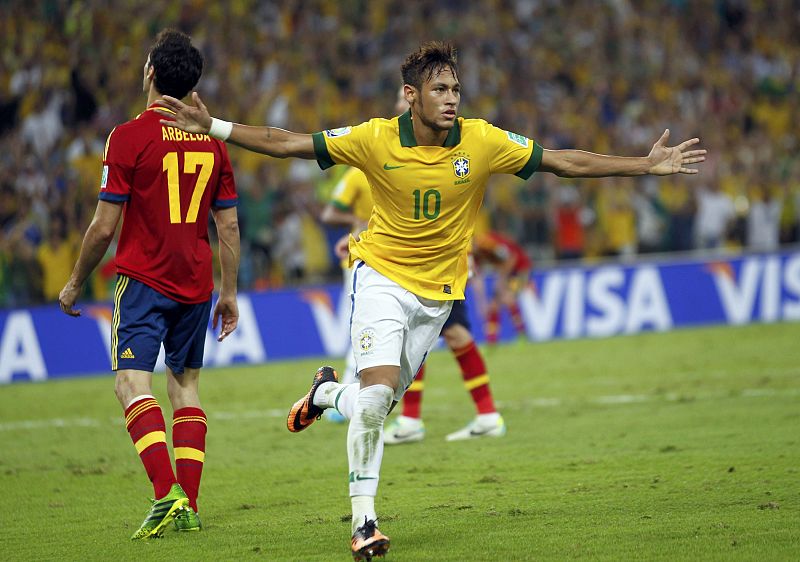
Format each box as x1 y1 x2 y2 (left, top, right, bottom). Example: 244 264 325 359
157 92 316 159
539 129 706 178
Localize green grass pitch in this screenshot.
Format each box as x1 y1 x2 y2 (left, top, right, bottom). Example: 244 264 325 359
1 323 798 561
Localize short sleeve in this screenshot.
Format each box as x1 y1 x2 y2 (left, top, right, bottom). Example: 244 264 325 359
213 142 238 208
98 127 135 203
330 168 362 211
312 121 374 170
485 123 543 180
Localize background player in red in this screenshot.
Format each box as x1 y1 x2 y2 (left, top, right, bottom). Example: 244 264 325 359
59 30 240 540
473 231 533 344
472 230 532 343
384 297 506 444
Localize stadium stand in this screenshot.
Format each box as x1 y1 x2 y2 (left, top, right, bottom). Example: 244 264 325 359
1 0 798 306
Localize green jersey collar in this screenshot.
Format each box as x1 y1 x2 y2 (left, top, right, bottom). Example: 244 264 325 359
398 110 461 147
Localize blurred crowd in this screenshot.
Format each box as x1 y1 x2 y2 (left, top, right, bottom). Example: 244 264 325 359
1 0 798 308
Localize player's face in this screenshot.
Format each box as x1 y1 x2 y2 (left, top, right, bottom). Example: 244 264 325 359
409 67 460 132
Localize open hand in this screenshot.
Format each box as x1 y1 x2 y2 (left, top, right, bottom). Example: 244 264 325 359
647 129 706 175
155 92 212 134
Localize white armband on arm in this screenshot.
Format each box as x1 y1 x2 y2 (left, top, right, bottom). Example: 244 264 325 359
209 118 233 141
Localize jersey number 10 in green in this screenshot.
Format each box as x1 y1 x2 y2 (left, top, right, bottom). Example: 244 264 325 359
413 189 441 220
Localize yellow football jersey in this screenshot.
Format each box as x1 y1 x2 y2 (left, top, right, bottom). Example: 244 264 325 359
312 110 542 300
330 167 374 229
330 167 373 269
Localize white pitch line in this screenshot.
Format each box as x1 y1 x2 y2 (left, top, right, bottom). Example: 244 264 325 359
0 409 286 432
593 394 650 404
1 388 798 433
0 417 101 431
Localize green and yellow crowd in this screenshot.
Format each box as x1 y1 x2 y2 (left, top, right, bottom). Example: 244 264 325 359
1 0 798 307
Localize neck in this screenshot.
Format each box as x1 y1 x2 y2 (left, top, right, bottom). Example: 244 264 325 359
146 88 160 107
410 112 450 147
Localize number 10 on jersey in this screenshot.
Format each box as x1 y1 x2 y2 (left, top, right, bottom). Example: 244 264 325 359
413 188 441 220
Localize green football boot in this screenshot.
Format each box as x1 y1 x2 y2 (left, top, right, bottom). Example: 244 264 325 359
130 483 189 540
174 506 202 532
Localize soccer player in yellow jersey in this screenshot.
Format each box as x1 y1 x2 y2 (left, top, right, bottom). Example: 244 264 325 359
324 165 508 442
158 41 706 560
321 90 506 441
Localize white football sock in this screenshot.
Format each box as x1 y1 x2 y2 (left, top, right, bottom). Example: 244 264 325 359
348 384 393 499
333 383 359 419
313 382 359 418
351 495 377 533
125 394 155 409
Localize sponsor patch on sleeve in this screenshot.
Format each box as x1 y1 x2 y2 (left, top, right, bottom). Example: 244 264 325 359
100 165 109 189
325 127 352 138
506 131 530 147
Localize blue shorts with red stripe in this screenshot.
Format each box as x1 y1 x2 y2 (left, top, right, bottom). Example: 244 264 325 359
111 275 211 374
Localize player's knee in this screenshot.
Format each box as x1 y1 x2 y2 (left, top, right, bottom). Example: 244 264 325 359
166 367 200 408
114 371 149 407
354 385 393 427
167 381 200 409
113 378 127 406
443 324 472 349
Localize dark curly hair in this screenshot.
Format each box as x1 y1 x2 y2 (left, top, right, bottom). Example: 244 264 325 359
401 41 459 90
148 29 203 99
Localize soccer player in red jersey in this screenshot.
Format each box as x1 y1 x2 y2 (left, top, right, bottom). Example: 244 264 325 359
59 30 240 540
473 230 533 344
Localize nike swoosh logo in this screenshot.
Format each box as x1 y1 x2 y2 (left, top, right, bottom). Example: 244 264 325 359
355 475 377 481
469 428 494 436
383 163 405 170
390 431 419 439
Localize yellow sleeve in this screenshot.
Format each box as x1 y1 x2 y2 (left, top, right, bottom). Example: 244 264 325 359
330 168 363 211
312 121 374 170
484 122 543 179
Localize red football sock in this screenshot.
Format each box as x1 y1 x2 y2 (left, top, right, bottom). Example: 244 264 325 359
124 397 176 499
401 364 425 419
455 342 496 414
172 407 207 512
486 309 500 343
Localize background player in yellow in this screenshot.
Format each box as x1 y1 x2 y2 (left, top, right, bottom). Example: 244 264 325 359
320 166 372 408
158 41 706 561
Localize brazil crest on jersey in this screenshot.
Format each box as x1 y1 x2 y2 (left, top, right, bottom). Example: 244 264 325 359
99 105 238 303
312 110 542 300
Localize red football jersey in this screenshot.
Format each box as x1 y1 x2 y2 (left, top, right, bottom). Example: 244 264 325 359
474 231 532 274
99 105 237 303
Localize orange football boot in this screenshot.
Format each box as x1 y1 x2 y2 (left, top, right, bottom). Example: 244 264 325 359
351 518 390 561
287 366 338 432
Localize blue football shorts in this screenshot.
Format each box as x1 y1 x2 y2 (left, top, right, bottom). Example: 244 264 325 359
111 275 211 374
442 299 470 333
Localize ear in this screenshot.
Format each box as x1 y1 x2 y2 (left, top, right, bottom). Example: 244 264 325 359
403 84 417 107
